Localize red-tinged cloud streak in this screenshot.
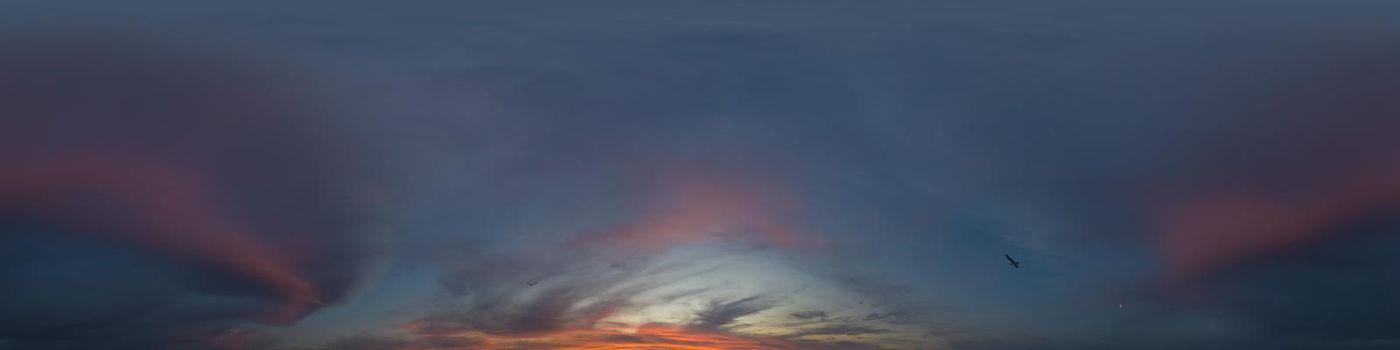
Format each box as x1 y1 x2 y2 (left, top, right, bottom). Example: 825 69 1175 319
0 154 319 324
1159 161 1400 283
1156 50 1400 285
0 38 370 330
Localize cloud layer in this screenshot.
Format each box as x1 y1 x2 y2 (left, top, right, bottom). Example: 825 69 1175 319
6 2 1400 350
0 36 377 348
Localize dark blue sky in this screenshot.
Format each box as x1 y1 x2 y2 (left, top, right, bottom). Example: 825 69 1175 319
3 1 1400 349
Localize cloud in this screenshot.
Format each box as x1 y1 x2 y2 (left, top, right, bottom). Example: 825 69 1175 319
862 312 909 323
399 285 799 349
1164 221 1400 348
311 333 491 350
945 333 1053 350
405 285 634 338
14 4 1400 350
561 324 797 350
396 237 907 349
792 325 890 337
565 166 821 254
400 317 809 350
1142 45 1400 284
0 156 320 324
0 35 377 348
789 310 828 320
1107 46 1400 349
689 296 779 331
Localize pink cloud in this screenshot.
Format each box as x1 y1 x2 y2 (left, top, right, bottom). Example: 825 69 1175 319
568 167 823 253
1157 161 1400 283
0 153 320 324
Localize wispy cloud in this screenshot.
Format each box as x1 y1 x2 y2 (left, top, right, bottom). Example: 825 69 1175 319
691 296 779 330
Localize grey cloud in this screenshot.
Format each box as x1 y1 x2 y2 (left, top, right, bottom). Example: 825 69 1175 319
793 325 890 337
790 310 828 320
690 296 780 330
307 333 489 350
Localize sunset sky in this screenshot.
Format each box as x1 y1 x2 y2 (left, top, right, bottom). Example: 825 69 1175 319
4 1 1400 349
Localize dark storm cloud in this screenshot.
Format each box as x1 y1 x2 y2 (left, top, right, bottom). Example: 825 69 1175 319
0 35 379 348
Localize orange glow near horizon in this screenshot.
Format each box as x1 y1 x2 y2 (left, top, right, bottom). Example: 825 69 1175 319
402 322 798 350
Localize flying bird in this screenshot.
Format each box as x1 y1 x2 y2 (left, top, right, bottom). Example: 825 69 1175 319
1005 254 1021 269
527 281 536 287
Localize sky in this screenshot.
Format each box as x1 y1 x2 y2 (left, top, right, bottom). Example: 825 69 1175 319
3 1 1400 349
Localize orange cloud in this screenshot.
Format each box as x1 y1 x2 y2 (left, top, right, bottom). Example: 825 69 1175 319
399 166 835 350
401 322 797 350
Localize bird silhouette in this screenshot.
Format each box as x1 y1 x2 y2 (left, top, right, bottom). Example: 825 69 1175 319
1005 254 1021 269
527 281 536 287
